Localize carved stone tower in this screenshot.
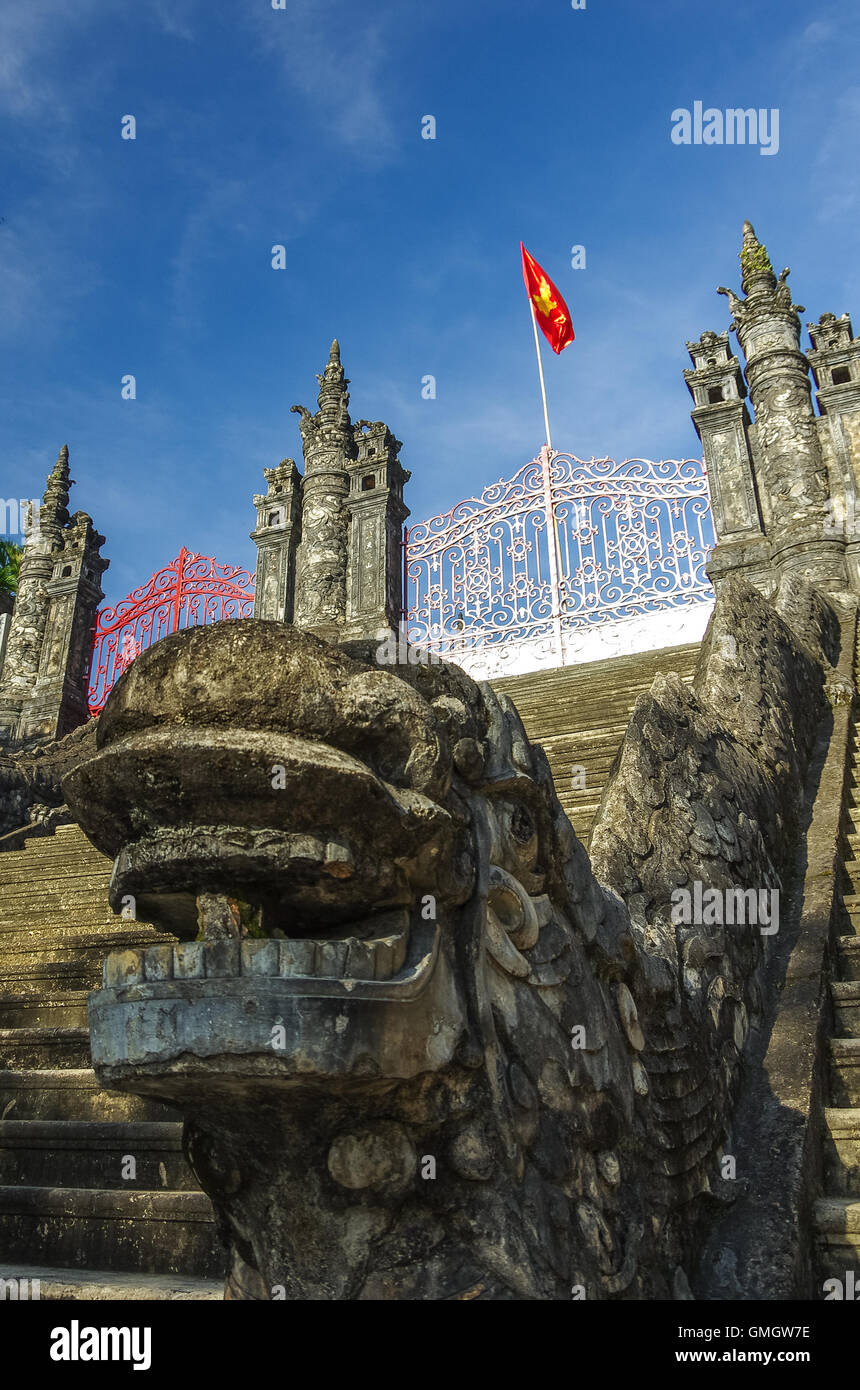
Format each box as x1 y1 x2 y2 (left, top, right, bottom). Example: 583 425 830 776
686 222 859 596
0 446 108 745
807 312 860 590
250 459 301 622
683 328 769 589
345 419 409 640
250 341 409 644
289 340 353 641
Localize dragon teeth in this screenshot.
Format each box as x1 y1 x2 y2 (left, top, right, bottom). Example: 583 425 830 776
279 939 318 975
344 940 376 980
102 911 411 987
278 930 407 981
281 834 355 879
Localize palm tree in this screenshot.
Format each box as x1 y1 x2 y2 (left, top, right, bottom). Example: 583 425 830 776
0 540 22 603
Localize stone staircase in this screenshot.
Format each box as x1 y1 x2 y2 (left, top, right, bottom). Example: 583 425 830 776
816 674 860 1290
0 824 224 1299
492 642 701 843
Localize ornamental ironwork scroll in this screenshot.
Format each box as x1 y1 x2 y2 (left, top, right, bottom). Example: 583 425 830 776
87 547 255 714
404 448 715 668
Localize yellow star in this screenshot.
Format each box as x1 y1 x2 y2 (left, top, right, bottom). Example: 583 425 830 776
532 276 557 318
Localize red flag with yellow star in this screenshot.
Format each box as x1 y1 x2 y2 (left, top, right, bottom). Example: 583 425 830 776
520 243 574 354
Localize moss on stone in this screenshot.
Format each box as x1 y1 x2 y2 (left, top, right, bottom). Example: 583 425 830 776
740 241 773 278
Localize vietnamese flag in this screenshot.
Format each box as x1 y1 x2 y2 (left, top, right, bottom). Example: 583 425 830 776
521 243 574 354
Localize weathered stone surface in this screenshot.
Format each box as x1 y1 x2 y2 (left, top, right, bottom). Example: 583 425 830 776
249 342 409 644
0 446 107 748
688 222 855 598
0 719 96 839
62 570 838 1299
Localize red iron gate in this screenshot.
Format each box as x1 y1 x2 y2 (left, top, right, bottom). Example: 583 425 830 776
87 547 255 714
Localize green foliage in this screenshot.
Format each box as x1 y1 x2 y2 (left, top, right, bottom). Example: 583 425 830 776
740 241 773 278
238 900 265 938
0 541 22 600
194 896 265 941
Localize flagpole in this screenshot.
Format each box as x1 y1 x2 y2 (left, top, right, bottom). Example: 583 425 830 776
529 303 553 452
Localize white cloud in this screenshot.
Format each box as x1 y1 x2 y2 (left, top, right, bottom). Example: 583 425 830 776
0 0 104 118
247 0 400 160
151 0 196 41
812 86 860 220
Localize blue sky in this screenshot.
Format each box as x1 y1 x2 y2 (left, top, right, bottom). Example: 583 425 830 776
1 0 858 607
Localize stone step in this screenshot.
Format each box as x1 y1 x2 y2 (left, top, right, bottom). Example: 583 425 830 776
0 1027 92 1069
814 1197 860 1277
0 1262 223 1300
530 739 626 763
0 849 110 872
0 934 161 967
832 982 860 1039
0 891 117 915
0 960 101 996
831 1038 860 1107
510 707 635 729
0 862 111 883
0 923 163 948
0 1119 193 1190
0 915 127 937
0 824 102 850
0 878 113 899
837 937 860 981
823 1110 860 1197
0 851 111 871
0 857 112 877
0 1070 171 1123
0 992 90 1029
492 644 699 840
0 839 110 861
0 1185 225 1277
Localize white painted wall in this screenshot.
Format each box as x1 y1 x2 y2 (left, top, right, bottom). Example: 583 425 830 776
439 600 715 682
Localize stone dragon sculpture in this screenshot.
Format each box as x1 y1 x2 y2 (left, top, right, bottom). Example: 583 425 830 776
61 574 846 1299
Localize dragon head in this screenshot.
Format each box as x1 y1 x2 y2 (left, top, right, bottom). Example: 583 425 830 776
65 620 659 1298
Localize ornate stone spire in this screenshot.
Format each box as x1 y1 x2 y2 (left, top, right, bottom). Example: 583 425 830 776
42 444 72 530
718 221 802 331
291 340 353 455
317 339 350 425
738 221 776 295
0 444 107 745
289 342 353 637
271 340 410 642
696 223 838 588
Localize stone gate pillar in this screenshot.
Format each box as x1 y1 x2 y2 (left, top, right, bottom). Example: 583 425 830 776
686 223 857 597
684 329 770 591
0 593 12 682
807 312 860 591
0 448 72 742
253 341 409 646
345 420 409 641
250 459 301 622
17 513 108 742
0 446 108 746
290 341 352 642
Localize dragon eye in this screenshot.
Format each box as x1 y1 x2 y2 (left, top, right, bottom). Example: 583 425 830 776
511 804 535 844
